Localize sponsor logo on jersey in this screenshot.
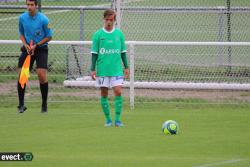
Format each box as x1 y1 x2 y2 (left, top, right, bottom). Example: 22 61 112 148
100 48 120 55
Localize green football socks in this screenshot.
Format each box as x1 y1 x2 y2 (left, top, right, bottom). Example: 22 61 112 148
114 96 123 122
100 96 111 122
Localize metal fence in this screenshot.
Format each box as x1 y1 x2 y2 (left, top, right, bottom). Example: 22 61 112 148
0 0 249 106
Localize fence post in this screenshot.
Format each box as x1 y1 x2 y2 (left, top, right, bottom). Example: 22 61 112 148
38 0 41 12
114 0 121 29
216 6 225 66
129 43 135 111
227 0 232 73
79 8 84 77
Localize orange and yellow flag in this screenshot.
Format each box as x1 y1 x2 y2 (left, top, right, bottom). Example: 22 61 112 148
19 40 33 89
19 55 31 89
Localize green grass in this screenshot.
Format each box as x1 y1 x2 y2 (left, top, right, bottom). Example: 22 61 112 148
0 2 249 166
0 102 249 167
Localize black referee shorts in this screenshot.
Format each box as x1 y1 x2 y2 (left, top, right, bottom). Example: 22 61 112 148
18 45 48 70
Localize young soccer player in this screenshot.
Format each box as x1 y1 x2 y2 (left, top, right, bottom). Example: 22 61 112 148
17 0 52 113
90 9 129 127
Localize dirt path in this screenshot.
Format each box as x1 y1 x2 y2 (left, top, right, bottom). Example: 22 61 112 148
1 81 249 102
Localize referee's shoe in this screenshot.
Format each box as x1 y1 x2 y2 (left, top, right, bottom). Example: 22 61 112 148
41 105 47 113
18 105 27 113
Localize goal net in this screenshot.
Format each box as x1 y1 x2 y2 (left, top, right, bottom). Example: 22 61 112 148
0 40 250 107
63 40 250 108
63 41 250 89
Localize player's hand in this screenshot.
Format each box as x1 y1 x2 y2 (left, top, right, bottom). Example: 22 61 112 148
124 69 129 79
91 71 96 80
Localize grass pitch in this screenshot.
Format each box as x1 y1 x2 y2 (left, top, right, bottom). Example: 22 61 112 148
0 102 249 167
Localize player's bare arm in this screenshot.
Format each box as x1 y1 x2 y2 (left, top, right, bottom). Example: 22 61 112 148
124 69 129 79
91 71 96 80
90 53 98 80
121 52 129 78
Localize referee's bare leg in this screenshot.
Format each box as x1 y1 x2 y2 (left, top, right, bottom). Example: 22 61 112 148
37 68 48 113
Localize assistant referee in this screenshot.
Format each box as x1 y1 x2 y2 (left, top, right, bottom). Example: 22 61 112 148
17 0 53 113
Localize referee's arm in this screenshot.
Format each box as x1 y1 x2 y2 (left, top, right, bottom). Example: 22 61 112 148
35 37 52 48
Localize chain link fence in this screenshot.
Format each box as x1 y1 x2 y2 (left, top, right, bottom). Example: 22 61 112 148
0 0 249 107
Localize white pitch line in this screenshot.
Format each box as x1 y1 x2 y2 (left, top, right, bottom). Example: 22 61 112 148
0 1 111 22
0 15 19 22
122 0 146 3
0 0 143 22
0 9 70 22
193 158 246 167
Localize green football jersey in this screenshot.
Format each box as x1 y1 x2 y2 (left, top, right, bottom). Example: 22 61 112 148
91 28 127 77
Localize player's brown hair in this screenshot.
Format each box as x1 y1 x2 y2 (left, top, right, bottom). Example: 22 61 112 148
103 9 116 20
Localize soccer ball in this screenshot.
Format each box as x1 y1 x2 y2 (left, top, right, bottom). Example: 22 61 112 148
162 120 179 135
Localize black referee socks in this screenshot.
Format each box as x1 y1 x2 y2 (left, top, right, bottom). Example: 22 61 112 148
40 82 48 107
17 81 26 107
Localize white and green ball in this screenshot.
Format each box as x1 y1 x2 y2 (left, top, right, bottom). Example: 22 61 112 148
162 120 179 135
